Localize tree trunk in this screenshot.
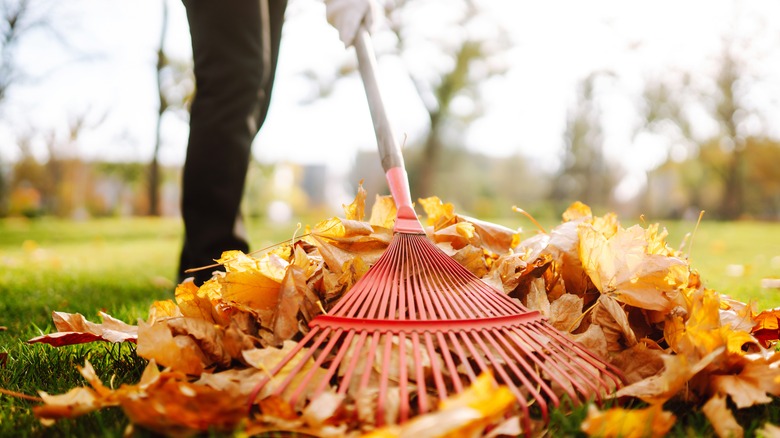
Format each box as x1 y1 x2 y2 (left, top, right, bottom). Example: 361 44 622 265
417 111 442 198
719 145 744 219
148 0 169 216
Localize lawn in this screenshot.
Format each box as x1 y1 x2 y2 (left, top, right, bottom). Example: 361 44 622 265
0 215 778 436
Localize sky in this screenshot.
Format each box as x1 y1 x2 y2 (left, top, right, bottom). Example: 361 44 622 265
2 0 779 200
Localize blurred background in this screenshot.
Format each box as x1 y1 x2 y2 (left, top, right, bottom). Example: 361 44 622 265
1 0 779 223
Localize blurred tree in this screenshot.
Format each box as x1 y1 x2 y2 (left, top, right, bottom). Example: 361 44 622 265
550 72 617 210
148 0 193 216
636 15 779 219
1 0 41 214
385 0 510 199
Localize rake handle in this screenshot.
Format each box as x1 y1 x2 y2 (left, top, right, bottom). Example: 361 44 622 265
354 28 423 234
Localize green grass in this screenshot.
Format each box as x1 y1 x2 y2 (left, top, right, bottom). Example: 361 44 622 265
0 216 778 436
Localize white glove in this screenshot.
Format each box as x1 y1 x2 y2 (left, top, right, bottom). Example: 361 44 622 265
325 0 381 47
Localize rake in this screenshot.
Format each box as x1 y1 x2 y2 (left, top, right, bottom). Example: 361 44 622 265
249 28 624 435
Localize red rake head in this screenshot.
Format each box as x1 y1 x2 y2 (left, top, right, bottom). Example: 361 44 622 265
249 231 624 435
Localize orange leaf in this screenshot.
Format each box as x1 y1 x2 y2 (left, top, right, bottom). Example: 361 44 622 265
119 372 247 435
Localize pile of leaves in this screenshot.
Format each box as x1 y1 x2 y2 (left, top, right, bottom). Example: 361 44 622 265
25 186 780 437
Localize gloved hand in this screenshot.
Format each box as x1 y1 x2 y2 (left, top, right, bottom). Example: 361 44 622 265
325 0 381 47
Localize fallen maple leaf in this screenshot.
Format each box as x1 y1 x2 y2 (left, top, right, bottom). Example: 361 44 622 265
28 311 137 346
135 319 207 375
579 223 689 312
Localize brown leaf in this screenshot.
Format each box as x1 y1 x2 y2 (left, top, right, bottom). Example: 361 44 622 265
570 324 609 361
525 277 550 317
609 342 665 385
119 372 247 435
165 317 231 368
549 293 583 332
272 265 311 344
592 295 637 351
616 348 724 404
147 299 182 324
543 220 593 296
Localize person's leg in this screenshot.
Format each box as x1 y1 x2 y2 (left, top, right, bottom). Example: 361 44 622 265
179 0 287 284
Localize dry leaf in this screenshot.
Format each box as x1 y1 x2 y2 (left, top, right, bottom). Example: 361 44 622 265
702 394 744 438
711 353 780 408
364 373 516 438
549 293 583 332
616 348 724 404
135 320 206 375
369 194 397 229
243 341 330 406
579 223 688 312
343 180 367 221
581 404 676 438
28 311 137 346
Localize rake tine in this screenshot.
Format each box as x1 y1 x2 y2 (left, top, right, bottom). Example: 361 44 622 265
311 329 356 397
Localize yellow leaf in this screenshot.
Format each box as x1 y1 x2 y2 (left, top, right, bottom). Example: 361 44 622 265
581 404 676 438
220 270 282 312
343 180 367 221
579 223 689 312
562 201 592 222
175 280 218 323
369 194 397 229
365 373 516 438
419 196 456 229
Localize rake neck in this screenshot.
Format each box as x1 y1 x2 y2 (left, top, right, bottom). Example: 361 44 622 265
386 167 424 234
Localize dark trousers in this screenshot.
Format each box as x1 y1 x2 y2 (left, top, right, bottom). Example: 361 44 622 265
179 0 287 284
